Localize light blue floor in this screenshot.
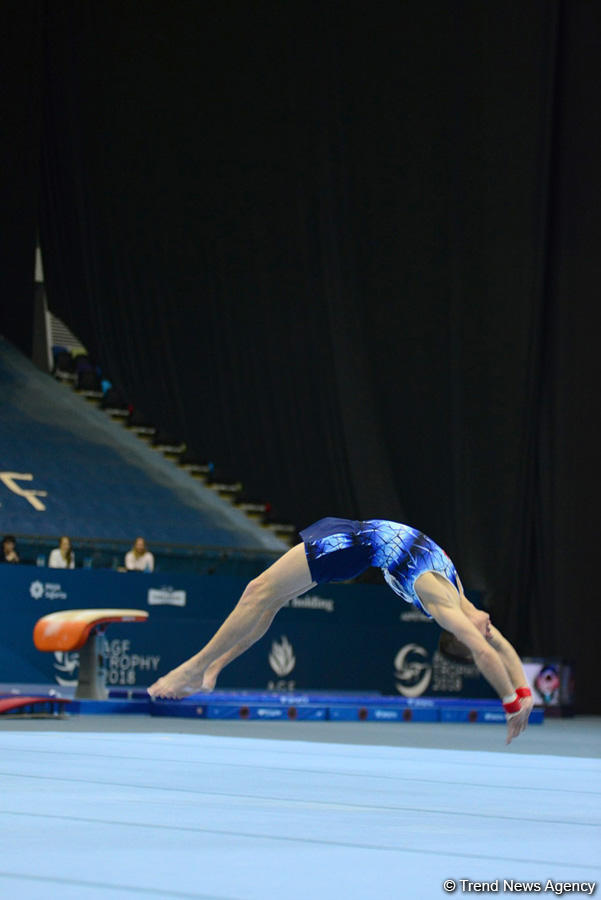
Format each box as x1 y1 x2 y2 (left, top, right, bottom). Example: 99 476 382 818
0 731 599 899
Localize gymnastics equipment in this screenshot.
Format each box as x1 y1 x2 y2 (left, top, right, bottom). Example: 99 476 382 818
33 608 148 699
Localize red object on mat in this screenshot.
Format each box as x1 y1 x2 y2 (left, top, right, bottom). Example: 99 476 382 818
0 696 71 714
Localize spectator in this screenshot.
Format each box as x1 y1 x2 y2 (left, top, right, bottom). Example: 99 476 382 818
48 536 75 569
1 535 19 563
125 537 154 572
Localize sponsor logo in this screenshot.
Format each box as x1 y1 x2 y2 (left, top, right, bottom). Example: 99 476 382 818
269 635 296 677
147 586 187 607
482 711 505 722
53 651 79 687
399 608 429 622
287 595 335 613
30 580 67 601
394 643 432 697
267 679 296 691
52 641 160 688
431 649 479 692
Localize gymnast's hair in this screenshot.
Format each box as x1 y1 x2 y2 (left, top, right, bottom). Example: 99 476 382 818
437 630 474 663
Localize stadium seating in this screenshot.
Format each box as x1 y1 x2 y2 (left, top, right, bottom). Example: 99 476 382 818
0 336 288 552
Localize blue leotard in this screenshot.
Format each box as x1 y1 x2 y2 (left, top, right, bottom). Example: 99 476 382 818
300 517 458 618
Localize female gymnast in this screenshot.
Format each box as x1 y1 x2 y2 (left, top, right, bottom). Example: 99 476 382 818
148 517 534 743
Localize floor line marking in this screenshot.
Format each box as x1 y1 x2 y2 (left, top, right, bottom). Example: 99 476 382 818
0 871 235 900
2 777 600 828
2 809 599 871
0 746 598 794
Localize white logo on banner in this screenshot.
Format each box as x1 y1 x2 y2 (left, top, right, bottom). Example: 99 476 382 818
147 586 187 607
269 636 296 677
287 595 334 613
394 643 432 697
51 641 161 688
53 651 79 687
104 639 160 686
399 607 429 623
257 708 283 718
30 580 67 601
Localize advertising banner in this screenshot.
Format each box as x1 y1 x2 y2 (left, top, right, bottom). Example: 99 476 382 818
0 565 496 698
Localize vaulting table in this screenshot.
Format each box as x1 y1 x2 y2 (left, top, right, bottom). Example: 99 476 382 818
33 608 149 699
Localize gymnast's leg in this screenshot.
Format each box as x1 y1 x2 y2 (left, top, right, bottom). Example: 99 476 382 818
148 543 316 698
200 587 303 692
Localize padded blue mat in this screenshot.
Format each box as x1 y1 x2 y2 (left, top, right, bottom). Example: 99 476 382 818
0 731 598 898
1 686 545 724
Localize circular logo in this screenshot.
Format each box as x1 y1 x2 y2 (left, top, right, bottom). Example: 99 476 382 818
29 580 44 599
394 643 432 697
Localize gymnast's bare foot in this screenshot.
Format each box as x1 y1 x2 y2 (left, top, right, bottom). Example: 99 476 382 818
199 664 220 693
147 660 206 699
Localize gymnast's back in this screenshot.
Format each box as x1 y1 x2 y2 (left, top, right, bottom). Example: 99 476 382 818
299 516 458 614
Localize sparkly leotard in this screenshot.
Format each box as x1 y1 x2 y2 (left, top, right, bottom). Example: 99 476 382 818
300 517 458 618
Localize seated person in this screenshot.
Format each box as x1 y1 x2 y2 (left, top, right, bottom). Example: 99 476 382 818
1 535 20 563
48 536 75 569
125 537 154 572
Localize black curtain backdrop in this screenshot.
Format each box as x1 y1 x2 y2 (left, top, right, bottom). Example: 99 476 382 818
0 1 42 356
3 1 600 709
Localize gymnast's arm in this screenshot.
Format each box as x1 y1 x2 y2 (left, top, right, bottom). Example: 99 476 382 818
486 624 527 687
423 599 529 743
428 602 515 699
459 586 533 702
486 623 534 719
456 580 533 708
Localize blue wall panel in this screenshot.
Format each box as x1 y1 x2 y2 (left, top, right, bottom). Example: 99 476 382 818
0 564 495 699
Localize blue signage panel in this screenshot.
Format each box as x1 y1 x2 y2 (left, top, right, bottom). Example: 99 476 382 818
0 565 495 699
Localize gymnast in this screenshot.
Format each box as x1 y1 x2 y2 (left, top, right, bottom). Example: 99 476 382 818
148 517 534 743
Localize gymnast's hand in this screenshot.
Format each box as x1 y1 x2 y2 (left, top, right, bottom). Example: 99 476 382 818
518 693 534 730
505 696 533 745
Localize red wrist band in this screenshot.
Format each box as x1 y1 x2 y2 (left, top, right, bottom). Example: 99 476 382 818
502 693 521 715
516 686 532 699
